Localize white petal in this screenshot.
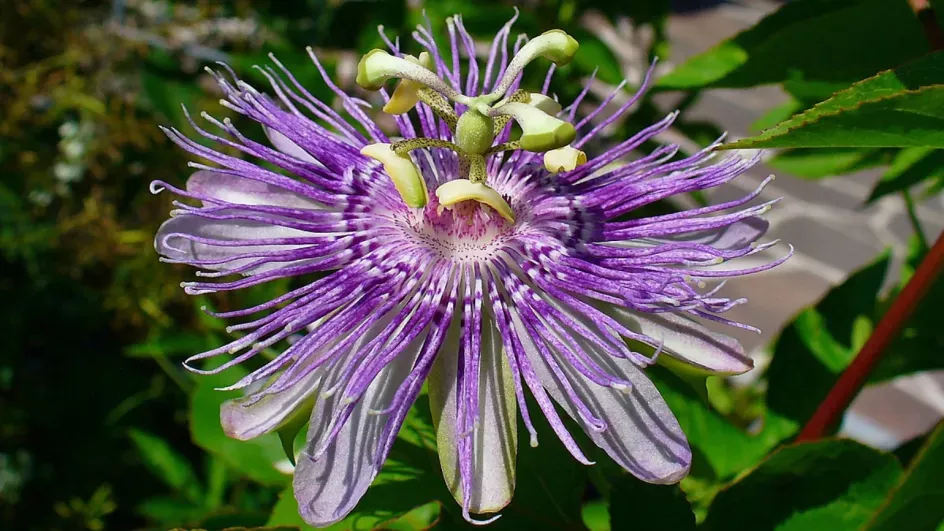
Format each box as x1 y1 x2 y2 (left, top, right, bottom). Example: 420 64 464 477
154 214 312 274
608 307 753 375
293 335 426 527
428 312 517 514
510 309 691 483
220 369 322 440
671 217 768 251
264 126 320 165
187 170 324 209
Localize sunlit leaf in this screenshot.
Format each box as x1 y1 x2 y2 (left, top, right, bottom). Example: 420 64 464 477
864 421 944 531
722 51 944 149
701 440 903 531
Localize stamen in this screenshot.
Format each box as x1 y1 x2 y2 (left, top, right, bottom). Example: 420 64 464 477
485 29 579 101
416 88 459 131
383 52 432 114
488 102 575 152
544 145 587 173
356 49 471 106
360 143 429 208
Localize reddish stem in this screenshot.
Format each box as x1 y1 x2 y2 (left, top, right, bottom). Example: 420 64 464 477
909 0 944 50
797 230 944 441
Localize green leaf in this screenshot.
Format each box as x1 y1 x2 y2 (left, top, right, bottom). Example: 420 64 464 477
190 364 290 487
128 428 204 504
609 477 694 531
581 500 610 531
867 147 944 203
569 32 624 86
722 51 944 149
136 496 207 526
657 0 927 93
701 440 903 531
865 422 944 531
374 501 443 531
765 252 890 436
723 85 944 149
870 238 944 381
124 330 218 358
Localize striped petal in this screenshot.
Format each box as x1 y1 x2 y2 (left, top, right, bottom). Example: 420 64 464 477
154 214 312 274
608 307 753 375
511 310 691 483
293 340 423 527
221 369 321 440
188 170 325 209
429 312 518 515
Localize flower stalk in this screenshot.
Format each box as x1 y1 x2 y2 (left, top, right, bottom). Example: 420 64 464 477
797 229 944 441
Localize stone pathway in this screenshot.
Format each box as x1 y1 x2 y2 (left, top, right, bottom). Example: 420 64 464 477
664 0 944 447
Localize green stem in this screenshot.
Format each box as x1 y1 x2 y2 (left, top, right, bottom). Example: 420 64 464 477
392 138 461 156
797 230 944 441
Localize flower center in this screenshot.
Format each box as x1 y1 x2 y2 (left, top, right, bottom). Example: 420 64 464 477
395 193 517 262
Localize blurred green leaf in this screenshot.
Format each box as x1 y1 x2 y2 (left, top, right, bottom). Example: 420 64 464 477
871 237 944 381
765 252 890 436
864 422 944 531
722 51 944 149
766 148 884 180
581 499 610 531
609 476 694 531
701 439 903 531
489 398 588 531
128 428 204 504
570 32 624 85
867 147 944 203
125 330 218 358
140 68 208 128
657 0 927 95
374 501 443 530
136 496 207 527
191 364 290 487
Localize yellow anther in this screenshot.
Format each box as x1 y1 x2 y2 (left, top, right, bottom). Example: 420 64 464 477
544 145 587 173
382 52 431 115
435 179 515 223
360 143 429 208
491 102 575 152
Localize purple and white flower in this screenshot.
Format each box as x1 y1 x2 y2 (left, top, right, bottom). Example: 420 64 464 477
152 13 788 527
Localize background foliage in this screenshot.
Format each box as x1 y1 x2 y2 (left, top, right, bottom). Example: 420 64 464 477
1 0 942 530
